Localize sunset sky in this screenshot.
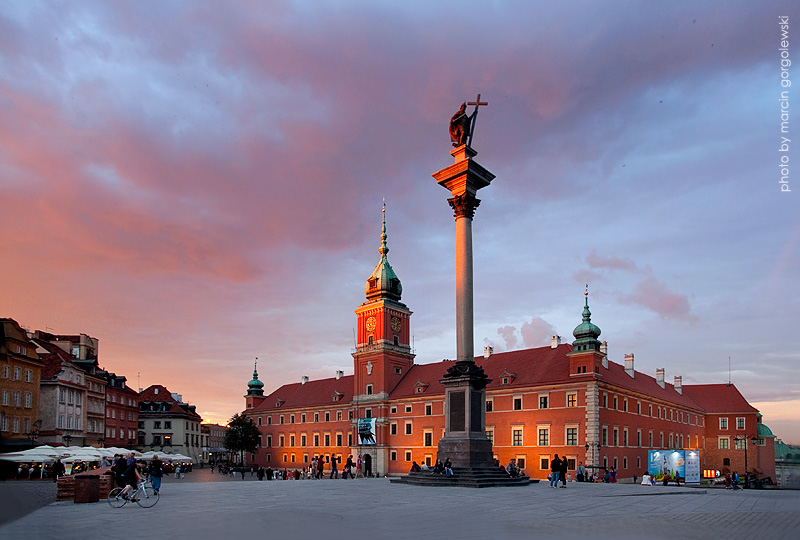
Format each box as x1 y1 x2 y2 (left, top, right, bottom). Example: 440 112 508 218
1 1 798 442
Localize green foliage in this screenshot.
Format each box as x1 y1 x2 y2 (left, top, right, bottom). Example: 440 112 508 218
224 413 260 461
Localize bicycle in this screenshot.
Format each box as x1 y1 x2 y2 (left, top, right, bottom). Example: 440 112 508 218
108 478 159 508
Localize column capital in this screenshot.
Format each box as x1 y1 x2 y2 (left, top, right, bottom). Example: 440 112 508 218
448 193 481 220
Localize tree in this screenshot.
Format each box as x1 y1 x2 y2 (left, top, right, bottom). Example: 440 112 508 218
224 413 260 465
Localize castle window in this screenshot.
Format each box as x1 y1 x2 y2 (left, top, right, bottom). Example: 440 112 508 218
538 395 548 409
567 393 577 407
719 417 728 430
366 384 373 395
395 367 402 375
514 429 524 446
368 336 373 344
394 336 399 346
485 399 493 412
514 397 523 411
425 404 432 416
502 377 509 385
390 406 397 414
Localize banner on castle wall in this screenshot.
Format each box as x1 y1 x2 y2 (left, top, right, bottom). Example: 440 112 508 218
358 418 376 445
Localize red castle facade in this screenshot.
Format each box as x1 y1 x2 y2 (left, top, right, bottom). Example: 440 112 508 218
242 218 776 481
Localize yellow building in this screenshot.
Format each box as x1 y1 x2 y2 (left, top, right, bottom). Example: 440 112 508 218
0 318 44 451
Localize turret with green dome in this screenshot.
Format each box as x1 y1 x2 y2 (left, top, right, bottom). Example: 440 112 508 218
572 289 602 352
246 360 264 397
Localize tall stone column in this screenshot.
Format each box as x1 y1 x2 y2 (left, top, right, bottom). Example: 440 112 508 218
432 145 495 468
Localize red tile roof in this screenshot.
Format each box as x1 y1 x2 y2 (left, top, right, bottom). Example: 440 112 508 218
248 344 757 415
681 384 758 414
33 339 80 381
139 384 203 420
252 376 354 412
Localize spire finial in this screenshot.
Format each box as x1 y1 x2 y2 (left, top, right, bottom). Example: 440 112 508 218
379 198 389 256
585 284 589 307
253 357 259 378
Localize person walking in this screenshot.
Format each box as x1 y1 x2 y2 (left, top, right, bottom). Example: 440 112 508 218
550 454 561 488
559 456 568 488
577 461 585 482
149 455 163 494
355 455 363 478
51 459 65 484
112 454 127 488
343 455 353 479
329 454 339 479
316 455 325 479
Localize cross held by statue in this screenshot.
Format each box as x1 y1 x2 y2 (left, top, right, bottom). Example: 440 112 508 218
468 93 488 111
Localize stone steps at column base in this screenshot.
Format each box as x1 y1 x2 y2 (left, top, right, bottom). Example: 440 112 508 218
390 467 535 488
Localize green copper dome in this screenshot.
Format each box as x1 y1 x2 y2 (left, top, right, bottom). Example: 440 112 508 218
246 361 264 397
572 291 602 352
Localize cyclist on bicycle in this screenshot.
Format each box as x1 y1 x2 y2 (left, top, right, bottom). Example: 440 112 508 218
119 453 142 500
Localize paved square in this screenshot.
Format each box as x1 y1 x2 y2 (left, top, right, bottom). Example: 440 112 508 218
2 473 799 540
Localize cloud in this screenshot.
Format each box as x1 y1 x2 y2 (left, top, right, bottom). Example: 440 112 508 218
497 326 518 350
619 273 698 323
586 250 638 272
520 317 559 349
575 251 697 323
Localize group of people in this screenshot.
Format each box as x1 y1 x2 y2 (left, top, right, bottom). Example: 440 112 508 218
724 471 741 490
505 458 522 478
549 454 569 487
110 452 163 499
409 458 453 476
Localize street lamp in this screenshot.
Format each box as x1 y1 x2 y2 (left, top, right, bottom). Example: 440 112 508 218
62 434 73 447
734 435 760 488
584 442 602 473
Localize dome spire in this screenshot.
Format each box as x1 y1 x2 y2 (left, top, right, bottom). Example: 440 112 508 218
572 286 601 352
379 198 389 257
365 199 402 301
246 357 264 397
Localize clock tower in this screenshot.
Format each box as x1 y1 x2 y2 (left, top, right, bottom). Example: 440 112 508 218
353 204 415 401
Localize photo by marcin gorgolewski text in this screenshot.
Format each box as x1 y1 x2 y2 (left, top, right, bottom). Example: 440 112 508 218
779 15 791 193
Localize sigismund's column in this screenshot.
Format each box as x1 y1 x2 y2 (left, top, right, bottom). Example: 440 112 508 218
433 97 495 468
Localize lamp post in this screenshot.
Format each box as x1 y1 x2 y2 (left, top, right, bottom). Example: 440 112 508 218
62 434 72 447
734 435 760 488
584 442 602 475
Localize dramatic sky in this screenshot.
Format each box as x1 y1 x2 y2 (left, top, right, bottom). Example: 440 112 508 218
2 1 798 442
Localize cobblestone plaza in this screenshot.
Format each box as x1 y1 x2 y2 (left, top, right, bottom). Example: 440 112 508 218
1 470 799 540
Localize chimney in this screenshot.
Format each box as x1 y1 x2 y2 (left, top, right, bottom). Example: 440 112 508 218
601 341 608 369
656 368 665 388
484 346 493 359
335 370 343 380
301 376 309 385
550 335 561 349
624 354 634 378
674 375 682 394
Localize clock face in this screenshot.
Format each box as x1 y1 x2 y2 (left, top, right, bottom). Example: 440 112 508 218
391 316 401 332
365 316 376 332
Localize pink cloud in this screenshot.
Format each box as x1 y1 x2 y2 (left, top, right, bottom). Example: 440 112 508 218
520 317 558 349
586 249 638 271
620 273 697 323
